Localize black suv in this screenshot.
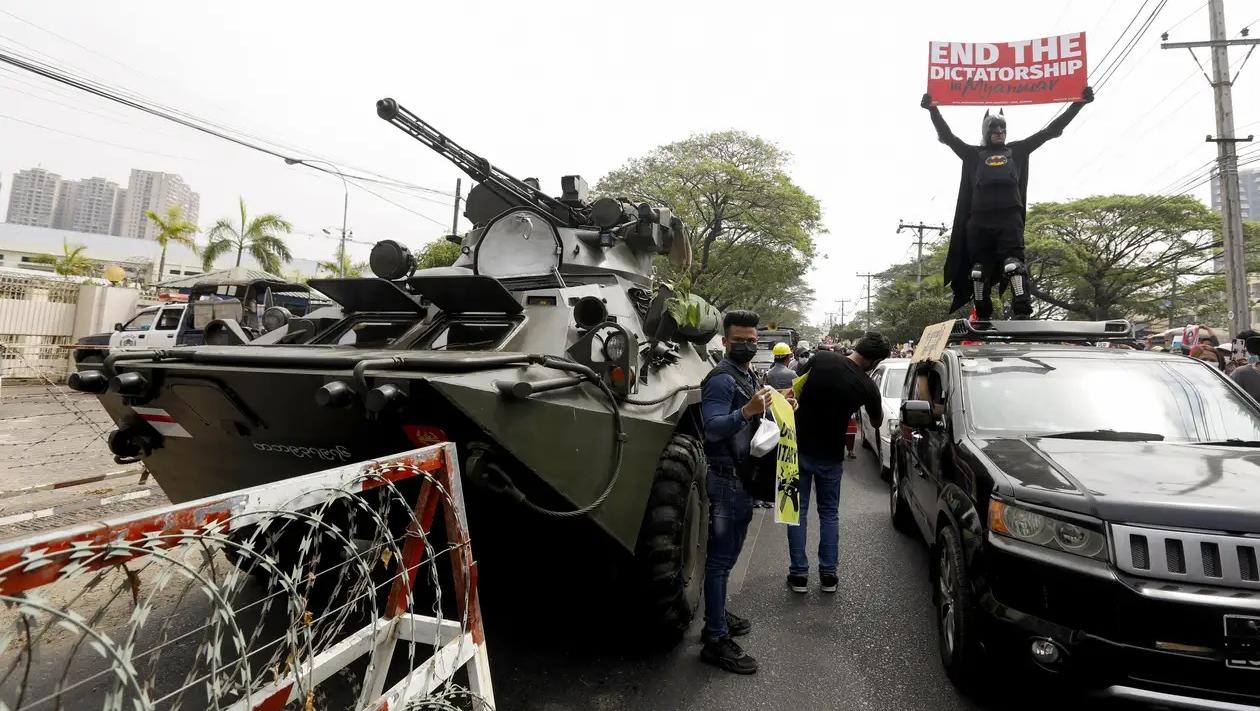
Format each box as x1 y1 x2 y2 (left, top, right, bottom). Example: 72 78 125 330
889 320 1260 709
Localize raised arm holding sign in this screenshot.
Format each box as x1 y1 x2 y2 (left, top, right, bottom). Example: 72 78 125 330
921 33 1092 320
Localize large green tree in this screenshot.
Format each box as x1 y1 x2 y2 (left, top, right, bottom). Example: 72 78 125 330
145 205 198 285
317 252 367 278
1026 195 1219 321
202 197 293 274
595 131 824 317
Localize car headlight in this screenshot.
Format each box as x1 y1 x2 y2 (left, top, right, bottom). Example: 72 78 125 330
603 331 629 362
989 499 1107 561
887 417 899 432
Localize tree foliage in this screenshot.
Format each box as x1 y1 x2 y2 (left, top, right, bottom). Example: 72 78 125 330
415 238 462 270
595 131 824 318
202 197 293 274
317 252 367 278
145 205 198 285
33 240 94 277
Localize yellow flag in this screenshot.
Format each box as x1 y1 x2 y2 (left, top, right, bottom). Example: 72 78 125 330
768 391 800 525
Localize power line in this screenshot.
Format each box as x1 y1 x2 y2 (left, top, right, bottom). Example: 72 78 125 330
0 112 200 162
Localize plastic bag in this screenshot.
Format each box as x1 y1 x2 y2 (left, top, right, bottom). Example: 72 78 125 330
749 413 779 457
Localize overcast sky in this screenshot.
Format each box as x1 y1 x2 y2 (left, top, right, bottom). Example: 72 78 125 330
2 1 1257 325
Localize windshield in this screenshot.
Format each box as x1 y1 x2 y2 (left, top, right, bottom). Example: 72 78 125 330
881 365 909 398
962 356 1260 443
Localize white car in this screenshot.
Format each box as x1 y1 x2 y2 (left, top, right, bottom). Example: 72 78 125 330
857 358 910 479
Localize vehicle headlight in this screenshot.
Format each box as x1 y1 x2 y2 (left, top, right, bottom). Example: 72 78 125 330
603 331 629 362
887 417 899 432
989 499 1107 561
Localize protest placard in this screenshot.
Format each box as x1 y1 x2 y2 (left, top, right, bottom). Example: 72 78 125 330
927 33 1087 106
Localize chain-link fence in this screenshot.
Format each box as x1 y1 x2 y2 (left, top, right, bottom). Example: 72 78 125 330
0 443 494 710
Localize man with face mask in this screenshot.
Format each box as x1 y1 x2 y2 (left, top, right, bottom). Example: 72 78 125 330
922 87 1093 319
786 332 891 594
698 309 774 674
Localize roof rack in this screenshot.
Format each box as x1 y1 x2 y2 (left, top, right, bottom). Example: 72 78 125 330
947 319 1135 344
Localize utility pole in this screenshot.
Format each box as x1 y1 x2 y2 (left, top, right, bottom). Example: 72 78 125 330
836 299 852 330
857 272 877 331
1162 1 1260 334
450 178 463 239
897 220 948 298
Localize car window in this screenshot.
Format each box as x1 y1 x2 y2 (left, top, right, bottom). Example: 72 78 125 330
419 321 514 351
961 356 1260 442
882 365 910 398
122 310 157 332
155 307 183 331
332 321 414 348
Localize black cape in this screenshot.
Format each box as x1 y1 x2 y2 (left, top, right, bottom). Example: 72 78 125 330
931 103 1084 312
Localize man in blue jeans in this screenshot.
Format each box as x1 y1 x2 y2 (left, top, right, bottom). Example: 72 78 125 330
699 309 773 675
787 332 890 593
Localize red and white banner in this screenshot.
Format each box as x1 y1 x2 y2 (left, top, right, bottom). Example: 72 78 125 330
927 33 1088 106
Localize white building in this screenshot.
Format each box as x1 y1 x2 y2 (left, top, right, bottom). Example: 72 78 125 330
1210 169 1260 221
119 169 201 241
0 223 321 285
52 177 123 235
6 168 62 228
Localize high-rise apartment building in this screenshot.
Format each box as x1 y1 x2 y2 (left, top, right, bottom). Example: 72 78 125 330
110 188 128 236
119 169 200 241
5 168 62 227
1210 169 1260 220
51 176 122 235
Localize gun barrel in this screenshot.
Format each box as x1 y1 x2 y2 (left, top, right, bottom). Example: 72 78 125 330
375 97 579 226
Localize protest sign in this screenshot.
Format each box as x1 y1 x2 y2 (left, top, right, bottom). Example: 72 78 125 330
912 320 955 363
927 33 1087 106
768 391 800 526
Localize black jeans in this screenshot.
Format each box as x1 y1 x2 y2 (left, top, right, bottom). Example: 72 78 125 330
966 213 1030 318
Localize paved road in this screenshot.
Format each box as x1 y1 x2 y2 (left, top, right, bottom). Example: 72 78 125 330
484 448 1126 711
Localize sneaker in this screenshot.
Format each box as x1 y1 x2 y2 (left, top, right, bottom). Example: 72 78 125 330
820 573 838 593
700 611 751 644
700 635 759 675
787 574 808 593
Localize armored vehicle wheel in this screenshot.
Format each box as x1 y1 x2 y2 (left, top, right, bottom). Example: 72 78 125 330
631 432 707 647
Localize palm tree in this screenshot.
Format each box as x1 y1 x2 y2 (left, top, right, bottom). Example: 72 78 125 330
32 240 94 277
201 197 293 274
145 205 198 285
317 251 368 278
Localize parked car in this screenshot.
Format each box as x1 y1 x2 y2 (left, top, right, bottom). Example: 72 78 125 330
73 276 334 365
889 319 1260 708
857 357 910 478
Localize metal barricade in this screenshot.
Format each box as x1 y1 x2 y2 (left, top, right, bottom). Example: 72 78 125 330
0 443 494 710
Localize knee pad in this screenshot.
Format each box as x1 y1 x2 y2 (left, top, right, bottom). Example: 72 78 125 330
1004 258 1028 298
971 262 986 301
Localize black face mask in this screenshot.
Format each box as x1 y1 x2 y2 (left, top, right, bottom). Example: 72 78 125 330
729 342 757 364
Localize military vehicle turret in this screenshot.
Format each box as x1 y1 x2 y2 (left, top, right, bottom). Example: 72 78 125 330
69 97 723 644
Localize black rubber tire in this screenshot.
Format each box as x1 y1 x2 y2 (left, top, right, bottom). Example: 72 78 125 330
889 449 915 536
631 432 708 648
935 526 985 693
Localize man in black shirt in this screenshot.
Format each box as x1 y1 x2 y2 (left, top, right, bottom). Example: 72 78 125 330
786 332 890 593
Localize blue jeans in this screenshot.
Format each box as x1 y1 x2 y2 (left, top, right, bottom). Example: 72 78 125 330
702 466 753 639
786 455 843 576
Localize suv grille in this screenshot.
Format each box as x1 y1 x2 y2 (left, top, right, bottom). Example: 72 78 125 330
1112 524 1260 589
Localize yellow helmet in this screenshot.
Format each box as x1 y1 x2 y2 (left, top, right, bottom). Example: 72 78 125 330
772 342 792 357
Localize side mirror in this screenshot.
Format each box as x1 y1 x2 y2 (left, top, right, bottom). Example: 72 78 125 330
113 322 123 332
901 400 937 430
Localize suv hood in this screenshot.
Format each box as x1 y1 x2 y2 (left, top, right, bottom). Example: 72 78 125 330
976 437 1260 532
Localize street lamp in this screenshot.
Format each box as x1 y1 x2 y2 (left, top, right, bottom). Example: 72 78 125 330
286 158 349 277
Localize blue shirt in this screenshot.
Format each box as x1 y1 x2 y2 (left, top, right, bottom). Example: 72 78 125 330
702 358 758 467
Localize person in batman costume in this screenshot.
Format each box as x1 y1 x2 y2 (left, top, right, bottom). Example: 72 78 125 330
921 87 1093 319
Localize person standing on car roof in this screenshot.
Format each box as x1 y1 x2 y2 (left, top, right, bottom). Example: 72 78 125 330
764 342 797 390
698 309 775 675
786 332 890 593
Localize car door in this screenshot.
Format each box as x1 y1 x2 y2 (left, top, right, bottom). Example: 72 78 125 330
110 308 159 349
906 359 950 530
151 306 184 348
863 365 885 443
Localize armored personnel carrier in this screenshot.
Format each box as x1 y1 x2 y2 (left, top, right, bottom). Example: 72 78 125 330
70 98 722 643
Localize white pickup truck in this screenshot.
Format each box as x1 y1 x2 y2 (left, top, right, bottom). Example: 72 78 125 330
74 303 189 366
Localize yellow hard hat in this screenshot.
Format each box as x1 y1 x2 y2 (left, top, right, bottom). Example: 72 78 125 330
772 342 792 357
